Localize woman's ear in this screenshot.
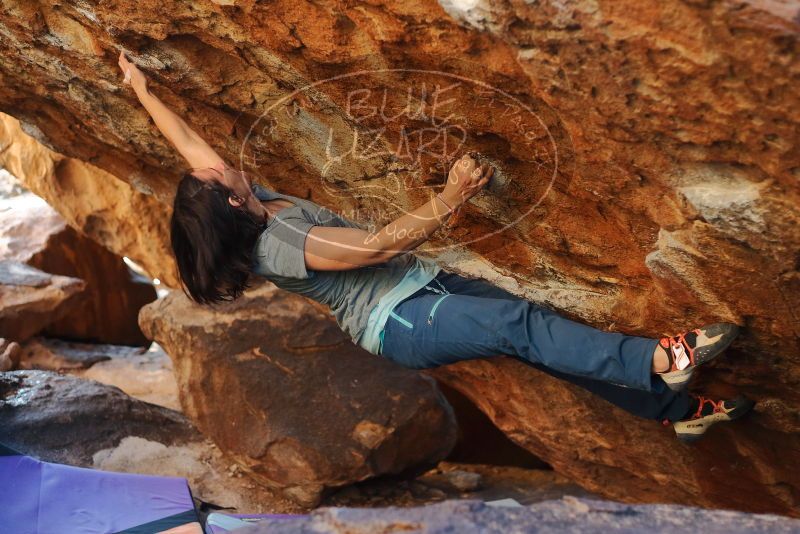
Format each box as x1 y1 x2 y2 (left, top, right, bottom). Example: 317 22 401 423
228 194 245 207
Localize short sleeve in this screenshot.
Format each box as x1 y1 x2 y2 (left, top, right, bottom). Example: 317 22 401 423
252 212 316 279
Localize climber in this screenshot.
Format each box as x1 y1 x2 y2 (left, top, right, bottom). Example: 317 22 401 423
118 52 754 442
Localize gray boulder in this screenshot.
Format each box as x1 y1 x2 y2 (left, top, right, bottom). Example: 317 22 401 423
246 497 800 533
0 370 196 464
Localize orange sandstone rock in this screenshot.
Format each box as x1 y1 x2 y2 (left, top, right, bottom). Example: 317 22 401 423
1 0 798 514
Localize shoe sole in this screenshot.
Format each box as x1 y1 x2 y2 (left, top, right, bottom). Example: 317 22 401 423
661 367 695 391
675 396 755 443
660 323 740 391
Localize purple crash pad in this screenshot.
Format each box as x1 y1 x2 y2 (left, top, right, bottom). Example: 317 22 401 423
0 443 201 534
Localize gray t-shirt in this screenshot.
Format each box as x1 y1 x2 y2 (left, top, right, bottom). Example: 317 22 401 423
250 184 432 345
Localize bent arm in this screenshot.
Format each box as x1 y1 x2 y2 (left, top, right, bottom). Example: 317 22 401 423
119 53 221 171
304 155 492 271
303 196 453 270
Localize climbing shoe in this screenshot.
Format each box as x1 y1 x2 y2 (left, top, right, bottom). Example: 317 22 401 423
669 394 755 442
656 323 739 391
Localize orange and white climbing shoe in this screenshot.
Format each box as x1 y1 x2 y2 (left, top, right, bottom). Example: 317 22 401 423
669 394 755 442
656 323 739 391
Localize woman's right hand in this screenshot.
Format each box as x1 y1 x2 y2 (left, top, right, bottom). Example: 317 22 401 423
118 52 148 94
304 153 495 271
441 153 494 208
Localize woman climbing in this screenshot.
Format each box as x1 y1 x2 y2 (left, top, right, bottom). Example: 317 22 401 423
119 52 754 442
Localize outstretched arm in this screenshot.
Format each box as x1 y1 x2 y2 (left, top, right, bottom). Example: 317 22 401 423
118 52 221 171
304 154 492 270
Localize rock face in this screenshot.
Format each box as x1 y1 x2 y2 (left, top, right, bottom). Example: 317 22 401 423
1 0 798 515
0 115 177 287
1 189 157 345
248 497 800 534
139 283 458 506
322 462 591 510
0 261 85 341
430 357 800 516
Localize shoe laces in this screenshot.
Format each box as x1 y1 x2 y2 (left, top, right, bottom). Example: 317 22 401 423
690 394 725 419
660 329 700 371
662 394 725 426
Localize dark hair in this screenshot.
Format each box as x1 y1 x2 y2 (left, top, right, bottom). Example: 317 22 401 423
170 173 266 305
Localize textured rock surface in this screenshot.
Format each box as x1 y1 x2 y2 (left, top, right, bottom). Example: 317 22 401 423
0 260 85 341
139 283 458 506
247 497 800 533
0 338 21 371
18 336 114 371
429 357 799 516
17 337 182 410
0 115 177 286
0 370 195 464
1 0 798 515
322 462 591 510
1 187 157 345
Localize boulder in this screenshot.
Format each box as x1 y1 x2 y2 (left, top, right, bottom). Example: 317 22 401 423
247 497 800 533
429 358 800 516
0 370 195 465
0 115 177 287
1 0 798 515
139 283 458 506
18 336 182 411
17 336 114 371
0 185 157 346
0 260 85 341
322 462 591 509
0 338 21 371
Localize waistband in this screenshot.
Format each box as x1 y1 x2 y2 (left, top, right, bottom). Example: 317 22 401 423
398 271 450 304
